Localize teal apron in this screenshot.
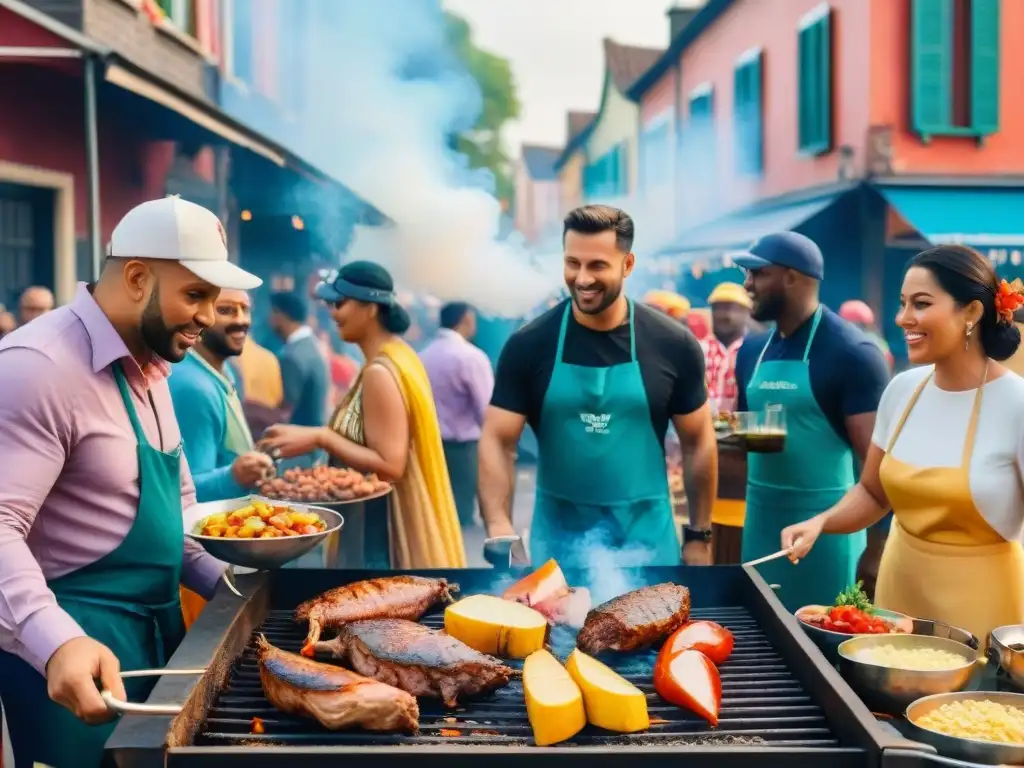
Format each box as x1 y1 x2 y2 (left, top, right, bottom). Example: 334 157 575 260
530 301 680 567
0 363 188 768
741 307 865 610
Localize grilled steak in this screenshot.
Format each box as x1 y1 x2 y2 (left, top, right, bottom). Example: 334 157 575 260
295 576 457 654
255 635 419 733
314 618 516 708
576 583 691 654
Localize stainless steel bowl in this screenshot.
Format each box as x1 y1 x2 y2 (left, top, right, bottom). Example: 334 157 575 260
989 625 1024 690
905 690 1024 765
838 633 979 715
795 605 915 664
185 496 344 570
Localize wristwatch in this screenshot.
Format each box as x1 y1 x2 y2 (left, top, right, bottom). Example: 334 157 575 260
683 526 713 544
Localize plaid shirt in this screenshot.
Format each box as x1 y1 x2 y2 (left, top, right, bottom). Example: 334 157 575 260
701 335 744 414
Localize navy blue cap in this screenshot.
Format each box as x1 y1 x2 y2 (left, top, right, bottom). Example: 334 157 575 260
314 270 395 305
733 232 824 281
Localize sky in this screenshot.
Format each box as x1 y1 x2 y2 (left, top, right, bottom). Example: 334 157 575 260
443 0 703 154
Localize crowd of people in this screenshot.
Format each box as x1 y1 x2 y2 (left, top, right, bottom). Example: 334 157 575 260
3 196 1024 766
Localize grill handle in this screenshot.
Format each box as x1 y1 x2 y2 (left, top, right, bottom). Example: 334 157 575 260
101 668 205 716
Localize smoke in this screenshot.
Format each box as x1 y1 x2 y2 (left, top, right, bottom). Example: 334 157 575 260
294 0 560 317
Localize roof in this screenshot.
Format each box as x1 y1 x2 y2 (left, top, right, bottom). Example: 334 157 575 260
604 38 664 97
567 111 596 142
521 145 562 182
627 0 737 102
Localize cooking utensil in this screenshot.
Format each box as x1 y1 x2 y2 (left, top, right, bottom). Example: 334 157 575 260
743 549 792 568
483 534 529 568
795 604 915 664
185 496 344 570
904 690 1024 765
101 668 204 716
988 624 1024 690
837 633 978 715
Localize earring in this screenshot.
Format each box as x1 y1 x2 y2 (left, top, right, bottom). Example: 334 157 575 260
965 322 974 351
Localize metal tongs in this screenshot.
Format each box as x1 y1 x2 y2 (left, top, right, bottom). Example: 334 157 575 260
100 668 205 716
483 534 530 569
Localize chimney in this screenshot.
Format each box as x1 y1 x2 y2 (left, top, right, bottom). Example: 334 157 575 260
667 2 704 41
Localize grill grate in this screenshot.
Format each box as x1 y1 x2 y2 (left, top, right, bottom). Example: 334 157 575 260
195 605 843 749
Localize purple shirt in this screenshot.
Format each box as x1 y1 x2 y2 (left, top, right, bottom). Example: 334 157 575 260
0 284 224 673
420 330 495 442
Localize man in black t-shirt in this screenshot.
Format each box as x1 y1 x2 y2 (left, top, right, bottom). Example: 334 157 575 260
479 205 718 567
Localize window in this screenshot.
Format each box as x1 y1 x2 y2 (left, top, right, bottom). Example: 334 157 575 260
157 0 196 37
641 119 672 190
583 144 629 200
226 0 254 85
797 4 832 155
733 49 764 175
911 0 1000 139
682 84 716 181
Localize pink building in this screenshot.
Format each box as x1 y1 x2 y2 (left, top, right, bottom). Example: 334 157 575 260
514 145 562 244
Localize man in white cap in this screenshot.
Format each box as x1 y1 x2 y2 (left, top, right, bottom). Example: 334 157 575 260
0 197 261 768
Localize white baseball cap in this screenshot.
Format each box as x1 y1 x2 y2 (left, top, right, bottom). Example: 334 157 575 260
108 196 262 290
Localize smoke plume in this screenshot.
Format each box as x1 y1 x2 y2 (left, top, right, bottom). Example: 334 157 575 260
295 0 560 316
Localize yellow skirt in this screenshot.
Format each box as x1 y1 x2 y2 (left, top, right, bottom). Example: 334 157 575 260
875 523 1024 649
710 499 746 528
180 587 207 630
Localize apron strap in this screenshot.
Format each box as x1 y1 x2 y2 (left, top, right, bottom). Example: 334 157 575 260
750 305 823 379
112 363 149 446
627 299 636 362
554 303 572 363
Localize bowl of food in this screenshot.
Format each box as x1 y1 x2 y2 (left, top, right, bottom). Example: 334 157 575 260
988 625 1024 690
905 690 1024 765
257 466 392 506
187 497 344 569
795 583 914 663
837 633 979 715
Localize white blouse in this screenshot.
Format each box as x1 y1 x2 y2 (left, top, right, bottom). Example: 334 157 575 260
871 366 1024 543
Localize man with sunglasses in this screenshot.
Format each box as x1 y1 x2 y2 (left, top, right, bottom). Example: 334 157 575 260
733 232 889 610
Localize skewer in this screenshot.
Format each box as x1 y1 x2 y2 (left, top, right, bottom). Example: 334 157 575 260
743 549 792 568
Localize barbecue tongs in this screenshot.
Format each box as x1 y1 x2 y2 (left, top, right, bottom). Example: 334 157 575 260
100 668 205 716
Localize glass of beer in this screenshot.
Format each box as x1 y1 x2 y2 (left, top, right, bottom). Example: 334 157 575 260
745 404 786 453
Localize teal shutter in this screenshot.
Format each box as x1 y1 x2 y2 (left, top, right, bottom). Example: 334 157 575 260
816 13 831 152
911 0 953 137
734 53 764 174
750 54 763 171
798 12 831 154
970 0 1000 135
617 141 629 196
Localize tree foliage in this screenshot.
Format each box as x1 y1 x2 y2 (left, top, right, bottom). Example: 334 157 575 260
445 12 520 206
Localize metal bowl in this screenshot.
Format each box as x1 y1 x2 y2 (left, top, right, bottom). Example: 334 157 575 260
988 625 1024 690
838 633 979 715
905 690 1024 765
185 496 344 570
795 604 915 664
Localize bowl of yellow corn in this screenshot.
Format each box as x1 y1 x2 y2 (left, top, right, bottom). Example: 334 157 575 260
905 690 1024 765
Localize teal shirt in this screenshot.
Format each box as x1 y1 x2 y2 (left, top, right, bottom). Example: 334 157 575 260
169 353 248 502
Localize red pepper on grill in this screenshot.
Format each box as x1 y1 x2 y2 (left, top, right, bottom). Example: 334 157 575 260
653 648 721 726
660 621 735 665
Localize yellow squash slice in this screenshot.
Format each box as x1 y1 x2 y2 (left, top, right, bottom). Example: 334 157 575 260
523 650 587 746
566 648 650 733
443 594 547 658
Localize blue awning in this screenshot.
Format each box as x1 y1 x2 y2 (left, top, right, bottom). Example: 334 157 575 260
661 193 840 255
879 186 1024 247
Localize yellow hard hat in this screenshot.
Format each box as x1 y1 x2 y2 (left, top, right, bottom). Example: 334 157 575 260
643 290 691 320
708 282 752 309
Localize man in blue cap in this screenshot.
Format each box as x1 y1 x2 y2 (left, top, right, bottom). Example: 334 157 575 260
733 232 889 610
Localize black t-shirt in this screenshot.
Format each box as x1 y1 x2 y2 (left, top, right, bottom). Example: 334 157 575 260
735 305 890 445
490 300 707 444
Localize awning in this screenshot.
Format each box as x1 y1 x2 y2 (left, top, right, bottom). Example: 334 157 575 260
879 186 1024 247
104 64 286 168
662 192 842 255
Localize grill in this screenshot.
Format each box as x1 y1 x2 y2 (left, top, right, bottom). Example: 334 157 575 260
106 566 950 768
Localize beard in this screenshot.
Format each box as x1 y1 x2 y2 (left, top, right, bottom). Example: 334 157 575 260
140 285 198 363
569 278 622 316
202 325 249 359
752 292 786 323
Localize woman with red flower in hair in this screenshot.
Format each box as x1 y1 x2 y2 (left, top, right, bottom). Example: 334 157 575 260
783 245 1024 646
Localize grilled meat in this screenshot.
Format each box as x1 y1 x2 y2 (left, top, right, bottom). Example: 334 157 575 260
576 583 691 654
314 618 516 708
295 576 457 655
255 635 419 733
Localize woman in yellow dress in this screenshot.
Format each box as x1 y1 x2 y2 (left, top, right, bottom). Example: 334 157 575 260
260 262 466 569
782 245 1024 645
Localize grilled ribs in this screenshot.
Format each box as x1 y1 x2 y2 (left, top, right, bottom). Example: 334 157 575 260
295 576 457 655
255 635 419 733
313 618 516 708
576 583 691 654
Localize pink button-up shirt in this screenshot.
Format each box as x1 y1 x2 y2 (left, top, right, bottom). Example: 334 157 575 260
0 284 224 673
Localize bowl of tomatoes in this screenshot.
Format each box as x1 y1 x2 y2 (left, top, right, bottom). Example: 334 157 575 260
795 583 913 664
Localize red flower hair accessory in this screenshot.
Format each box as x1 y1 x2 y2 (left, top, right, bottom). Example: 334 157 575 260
994 278 1024 325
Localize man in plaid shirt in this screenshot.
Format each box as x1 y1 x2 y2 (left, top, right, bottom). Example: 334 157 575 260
701 283 753 563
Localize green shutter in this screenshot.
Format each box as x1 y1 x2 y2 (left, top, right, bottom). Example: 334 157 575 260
911 0 953 137
750 53 763 171
816 13 832 153
798 13 831 154
970 0 1000 135
798 28 809 148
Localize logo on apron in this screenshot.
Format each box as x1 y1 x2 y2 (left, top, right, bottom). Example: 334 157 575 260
758 380 799 391
580 412 612 435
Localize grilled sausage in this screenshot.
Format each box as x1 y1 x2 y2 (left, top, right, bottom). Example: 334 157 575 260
295 576 457 655
575 583 691 654
256 635 419 733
